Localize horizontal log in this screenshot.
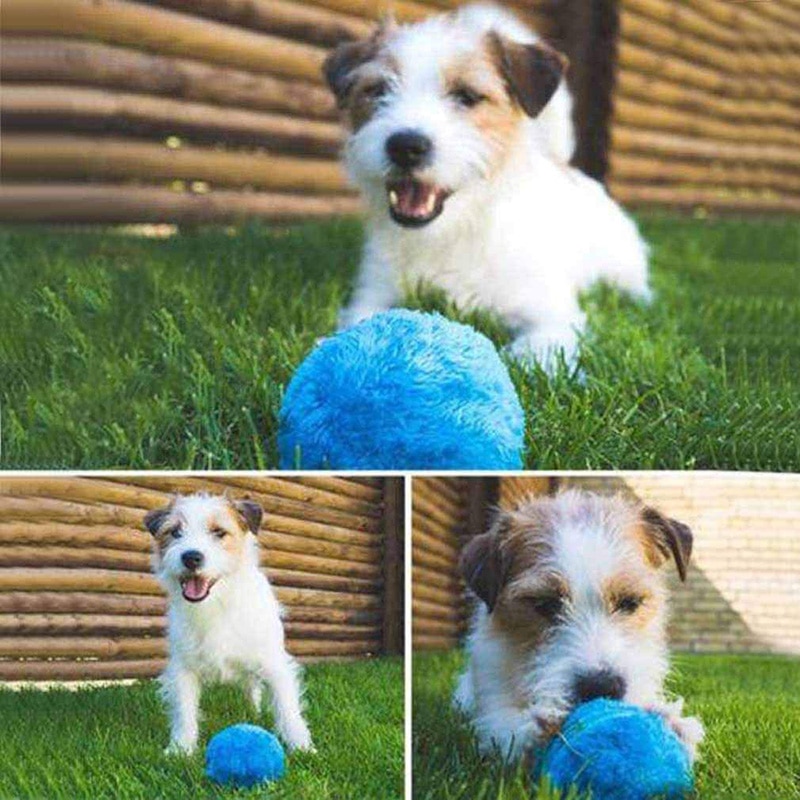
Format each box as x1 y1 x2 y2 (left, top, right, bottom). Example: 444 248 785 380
616 69 799 130
413 519 461 559
1 38 335 119
297 476 385 503
412 564 461 592
300 0 430 22
2 85 342 156
288 638 381 656
413 543 454 573
413 597 463 623
0 592 165 615
0 495 142 526
2 135 348 193
610 182 800 214
265 550 381 581
417 477 463 507
262 531 378 565
687 0 800 49
0 613 164 636
0 568 160 595
613 94 800 150
413 579 460 608
0 476 164 511
413 492 463 531
0 659 163 681
204 476 383 518
286 606 381 625
2 0 327 83
0 184 358 224
267 567 380 594
412 616 460 637
147 0 370 46
0 522 149 552
412 633 458 651
610 153 800 194
284 621 379 640
0 636 165 659
276 586 380 610
612 127 800 170
0 546 151 572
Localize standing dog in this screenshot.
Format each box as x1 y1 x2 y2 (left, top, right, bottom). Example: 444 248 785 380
145 493 313 755
454 490 703 762
325 3 649 372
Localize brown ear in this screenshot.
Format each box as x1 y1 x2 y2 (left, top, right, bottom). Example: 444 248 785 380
323 21 392 106
640 507 694 582
459 516 509 612
488 32 568 118
144 507 170 536
235 499 263 534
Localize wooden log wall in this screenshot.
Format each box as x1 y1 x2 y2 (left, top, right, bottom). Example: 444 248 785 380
0 475 402 681
0 0 555 224
607 0 800 214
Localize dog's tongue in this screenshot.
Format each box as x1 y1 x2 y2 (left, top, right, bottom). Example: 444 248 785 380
389 179 439 219
182 575 210 601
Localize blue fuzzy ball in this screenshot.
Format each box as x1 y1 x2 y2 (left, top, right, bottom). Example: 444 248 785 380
539 700 693 800
278 309 524 470
205 724 285 788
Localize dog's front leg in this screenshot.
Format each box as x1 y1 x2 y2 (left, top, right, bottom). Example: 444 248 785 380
473 704 560 763
338 251 398 330
646 697 705 762
260 654 314 752
161 665 201 755
508 305 587 376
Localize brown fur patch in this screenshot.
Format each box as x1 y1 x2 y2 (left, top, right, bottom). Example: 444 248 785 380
635 507 693 581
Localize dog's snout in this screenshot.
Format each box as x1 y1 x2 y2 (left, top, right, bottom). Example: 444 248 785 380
574 669 626 703
386 129 433 169
181 550 204 571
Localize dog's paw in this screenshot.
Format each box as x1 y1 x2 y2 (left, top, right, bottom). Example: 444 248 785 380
164 739 196 757
507 332 581 379
646 699 704 762
281 719 315 753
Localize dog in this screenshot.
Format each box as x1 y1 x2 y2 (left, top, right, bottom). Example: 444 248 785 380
144 493 313 755
324 3 650 372
453 489 704 762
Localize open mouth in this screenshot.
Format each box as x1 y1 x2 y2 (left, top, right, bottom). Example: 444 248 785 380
387 178 451 228
180 574 216 603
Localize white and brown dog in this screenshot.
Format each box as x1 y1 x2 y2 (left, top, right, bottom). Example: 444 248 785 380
325 3 649 372
145 493 313 755
454 489 704 762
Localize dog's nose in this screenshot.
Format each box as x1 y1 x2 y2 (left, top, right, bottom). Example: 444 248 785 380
574 669 626 703
181 550 204 571
385 129 433 169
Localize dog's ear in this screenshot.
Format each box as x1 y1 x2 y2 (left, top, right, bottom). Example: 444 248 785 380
234 499 263 535
489 32 568 118
144 506 170 536
323 20 393 106
640 507 694 582
459 514 510 612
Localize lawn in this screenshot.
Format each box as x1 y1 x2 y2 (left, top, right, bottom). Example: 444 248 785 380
0 657 403 800
412 650 800 800
1 214 798 470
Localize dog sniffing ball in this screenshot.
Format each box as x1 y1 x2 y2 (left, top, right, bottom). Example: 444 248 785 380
278 309 525 470
205 724 285 788
539 699 693 800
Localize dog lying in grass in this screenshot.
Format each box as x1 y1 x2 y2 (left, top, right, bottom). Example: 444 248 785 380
145 493 313 756
325 3 650 374
454 489 704 762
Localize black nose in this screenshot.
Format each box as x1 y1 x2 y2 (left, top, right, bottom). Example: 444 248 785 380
385 129 433 169
181 550 204 571
574 669 626 703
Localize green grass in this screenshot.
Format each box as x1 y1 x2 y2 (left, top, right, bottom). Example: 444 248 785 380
1 215 798 469
0 657 403 800
412 650 800 800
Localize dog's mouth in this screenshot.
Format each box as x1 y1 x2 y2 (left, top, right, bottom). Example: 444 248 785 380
180 574 216 603
387 178 451 227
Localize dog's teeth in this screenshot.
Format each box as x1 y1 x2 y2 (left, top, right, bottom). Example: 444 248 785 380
425 194 436 214
389 190 399 207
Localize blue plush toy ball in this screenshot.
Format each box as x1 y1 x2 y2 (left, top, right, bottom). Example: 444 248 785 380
205 724 285 789
278 309 524 470
540 699 693 800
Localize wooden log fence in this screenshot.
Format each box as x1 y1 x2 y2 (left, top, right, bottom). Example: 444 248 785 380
0 476 402 681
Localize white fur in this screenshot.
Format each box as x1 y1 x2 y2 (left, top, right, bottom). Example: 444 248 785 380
454 491 703 762
338 4 650 372
153 494 313 755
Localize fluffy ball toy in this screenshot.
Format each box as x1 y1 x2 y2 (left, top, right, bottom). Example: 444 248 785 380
205 724 285 788
539 699 693 800
278 309 524 470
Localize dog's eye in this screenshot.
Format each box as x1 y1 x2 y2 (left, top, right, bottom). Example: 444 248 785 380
211 527 228 539
450 85 486 108
363 81 389 101
523 593 564 619
615 595 643 615
169 527 182 539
